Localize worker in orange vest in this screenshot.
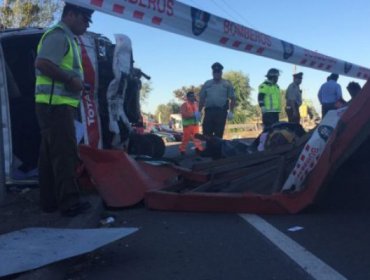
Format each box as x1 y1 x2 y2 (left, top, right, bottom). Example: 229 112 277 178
179 91 204 155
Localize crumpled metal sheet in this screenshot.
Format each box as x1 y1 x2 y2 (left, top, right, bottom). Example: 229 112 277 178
0 227 138 277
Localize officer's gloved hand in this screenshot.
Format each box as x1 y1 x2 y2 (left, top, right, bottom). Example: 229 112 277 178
194 111 201 122
227 111 234 120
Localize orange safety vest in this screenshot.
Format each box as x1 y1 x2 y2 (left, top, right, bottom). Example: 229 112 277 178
181 101 199 127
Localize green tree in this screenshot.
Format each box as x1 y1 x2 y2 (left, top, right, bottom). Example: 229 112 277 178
0 0 62 28
155 100 180 124
249 104 262 122
140 81 152 104
173 85 202 102
223 71 252 110
223 71 254 123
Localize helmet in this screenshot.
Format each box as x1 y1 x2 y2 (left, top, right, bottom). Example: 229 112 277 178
266 68 280 77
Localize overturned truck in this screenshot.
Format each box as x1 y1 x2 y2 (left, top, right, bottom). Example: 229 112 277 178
0 28 165 184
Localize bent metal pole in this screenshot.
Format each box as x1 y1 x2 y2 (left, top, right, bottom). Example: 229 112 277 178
67 0 370 80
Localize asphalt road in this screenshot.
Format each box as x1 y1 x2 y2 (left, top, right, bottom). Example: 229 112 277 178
17 142 370 280
61 204 370 280
65 143 370 280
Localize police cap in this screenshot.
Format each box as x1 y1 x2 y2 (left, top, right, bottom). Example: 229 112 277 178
64 3 94 23
293 72 303 79
211 62 224 71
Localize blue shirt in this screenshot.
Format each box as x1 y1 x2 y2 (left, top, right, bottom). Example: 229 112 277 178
318 80 342 104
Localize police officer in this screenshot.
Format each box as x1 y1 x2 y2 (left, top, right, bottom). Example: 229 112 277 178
34 3 93 217
199 62 236 138
258 68 282 128
285 72 303 123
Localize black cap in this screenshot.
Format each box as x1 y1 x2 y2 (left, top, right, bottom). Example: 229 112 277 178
211 62 224 71
293 72 303 79
64 3 94 23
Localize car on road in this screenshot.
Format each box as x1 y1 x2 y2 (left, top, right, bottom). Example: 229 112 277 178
149 126 177 143
154 124 183 142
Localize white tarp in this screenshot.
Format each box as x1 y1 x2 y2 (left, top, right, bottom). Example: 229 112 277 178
107 34 133 148
66 0 370 80
0 227 138 277
282 107 347 192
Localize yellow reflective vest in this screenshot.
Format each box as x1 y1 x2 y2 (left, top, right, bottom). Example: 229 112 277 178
35 24 83 107
258 81 281 113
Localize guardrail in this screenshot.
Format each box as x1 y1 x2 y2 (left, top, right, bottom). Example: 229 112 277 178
223 122 263 140
225 123 262 132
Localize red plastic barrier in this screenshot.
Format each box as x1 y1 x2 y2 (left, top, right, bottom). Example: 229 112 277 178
79 145 182 207
79 145 154 207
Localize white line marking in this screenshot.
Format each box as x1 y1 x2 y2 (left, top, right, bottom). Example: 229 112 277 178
239 214 347 280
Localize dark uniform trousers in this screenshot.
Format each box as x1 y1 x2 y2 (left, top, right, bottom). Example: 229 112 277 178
262 112 279 128
202 107 228 138
35 103 80 212
285 105 300 123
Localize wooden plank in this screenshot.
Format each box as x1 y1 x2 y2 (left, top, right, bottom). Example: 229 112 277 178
202 165 279 194
192 143 295 171
190 158 282 193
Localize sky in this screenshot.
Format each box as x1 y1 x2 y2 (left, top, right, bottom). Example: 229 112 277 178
88 0 370 114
